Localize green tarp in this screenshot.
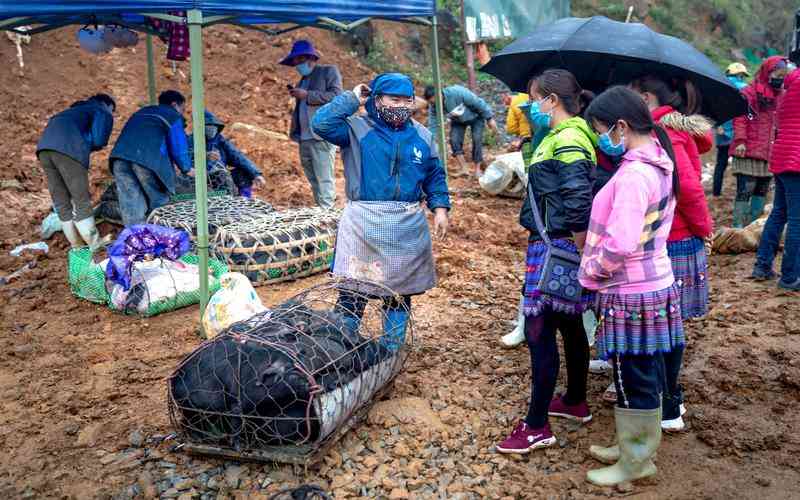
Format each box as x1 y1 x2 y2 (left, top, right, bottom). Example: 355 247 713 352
463 0 570 42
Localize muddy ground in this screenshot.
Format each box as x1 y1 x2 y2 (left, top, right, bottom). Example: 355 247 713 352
1 27 799 500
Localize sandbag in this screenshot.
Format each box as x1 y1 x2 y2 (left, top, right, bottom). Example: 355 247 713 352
202 272 268 338
713 204 773 255
479 152 527 198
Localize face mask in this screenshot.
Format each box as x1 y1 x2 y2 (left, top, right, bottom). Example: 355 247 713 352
528 99 552 130
205 125 219 139
598 124 626 157
769 77 784 90
296 62 313 77
376 102 413 128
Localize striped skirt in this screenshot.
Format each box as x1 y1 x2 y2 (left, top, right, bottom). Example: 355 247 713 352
523 239 593 317
667 236 709 320
595 284 685 359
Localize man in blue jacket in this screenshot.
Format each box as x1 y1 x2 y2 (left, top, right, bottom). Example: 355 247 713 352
424 84 499 178
312 73 450 349
713 63 749 197
110 90 192 226
188 110 265 198
37 93 115 249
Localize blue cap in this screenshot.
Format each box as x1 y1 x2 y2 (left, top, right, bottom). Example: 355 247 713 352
370 73 414 97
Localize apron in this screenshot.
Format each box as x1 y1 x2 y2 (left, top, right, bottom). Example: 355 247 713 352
333 201 436 296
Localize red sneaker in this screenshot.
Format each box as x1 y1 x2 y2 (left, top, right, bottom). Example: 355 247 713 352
496 422 556 454
548 396 592 423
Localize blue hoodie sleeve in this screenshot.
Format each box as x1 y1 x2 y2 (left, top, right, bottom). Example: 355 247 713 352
90 108 113 152
220 136 261 179
168 119 191 173
311 91 360 147
461 88 494 121
422 142 451 211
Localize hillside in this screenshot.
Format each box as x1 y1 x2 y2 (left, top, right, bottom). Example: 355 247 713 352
1 18 800 500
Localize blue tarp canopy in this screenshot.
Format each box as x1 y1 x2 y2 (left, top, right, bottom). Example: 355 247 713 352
0 1 434 21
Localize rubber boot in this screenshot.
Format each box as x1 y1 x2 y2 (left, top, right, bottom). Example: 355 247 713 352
589 443 619 465
75 216 110 252
60 219 85 248
381 309 409 351
500 295 526 348
732 200 750 229
750 195 766 222
586 407 661 486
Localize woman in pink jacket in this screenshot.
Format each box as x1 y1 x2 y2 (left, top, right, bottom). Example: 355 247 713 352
579 86 684 487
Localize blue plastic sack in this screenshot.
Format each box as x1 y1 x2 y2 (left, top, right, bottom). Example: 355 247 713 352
106 224 191 290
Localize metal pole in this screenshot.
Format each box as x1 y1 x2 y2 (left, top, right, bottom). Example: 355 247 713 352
187 9 209 335
431 14 448 176
146 34 157 104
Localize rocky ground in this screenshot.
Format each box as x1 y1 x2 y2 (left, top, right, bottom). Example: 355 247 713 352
1 26 800 500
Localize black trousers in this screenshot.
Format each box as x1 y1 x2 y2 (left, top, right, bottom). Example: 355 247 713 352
610 353 663 410
736 174 771 202
713 145 730 196
524 311 589 428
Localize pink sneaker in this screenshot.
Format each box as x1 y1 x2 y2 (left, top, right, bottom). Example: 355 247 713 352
496 422 556 454
548 396 592 423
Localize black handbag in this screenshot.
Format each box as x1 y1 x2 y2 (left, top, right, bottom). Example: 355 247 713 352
525 180 583 303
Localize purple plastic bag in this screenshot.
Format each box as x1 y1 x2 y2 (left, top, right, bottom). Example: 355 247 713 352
106 224 191 290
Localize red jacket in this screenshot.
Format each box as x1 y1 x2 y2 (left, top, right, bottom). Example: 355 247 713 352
652 106 714 241
731 56 787 161
770 69 800 175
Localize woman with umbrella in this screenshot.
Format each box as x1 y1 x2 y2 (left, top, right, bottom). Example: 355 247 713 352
496 69 597 455
731 56 790 230
629 74 714 432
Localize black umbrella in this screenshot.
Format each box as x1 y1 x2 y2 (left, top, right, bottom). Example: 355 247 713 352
481 16 747 123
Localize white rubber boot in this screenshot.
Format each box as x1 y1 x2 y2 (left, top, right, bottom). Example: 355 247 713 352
501 295 526 348
75 216 110 252
60 219 85 248
586 407 661 486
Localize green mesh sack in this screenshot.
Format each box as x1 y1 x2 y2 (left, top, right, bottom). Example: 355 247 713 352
68 248 111 304
108 254 228 317
68 248 228 317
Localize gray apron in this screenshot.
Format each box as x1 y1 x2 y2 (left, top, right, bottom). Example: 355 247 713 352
333 201 436 296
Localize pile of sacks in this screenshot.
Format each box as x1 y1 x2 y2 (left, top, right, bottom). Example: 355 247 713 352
77 25 138 54
713 204 773 254
478 151 527 198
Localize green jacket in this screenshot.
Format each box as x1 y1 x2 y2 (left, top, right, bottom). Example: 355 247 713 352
520 116 598 241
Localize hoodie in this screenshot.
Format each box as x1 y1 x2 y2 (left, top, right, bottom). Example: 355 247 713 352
653 106 714 241
311 73 450 210
579 140 677 294
715 75 748 146
731 56 788 161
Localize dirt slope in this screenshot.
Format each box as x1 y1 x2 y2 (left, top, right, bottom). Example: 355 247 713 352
1 26 800 500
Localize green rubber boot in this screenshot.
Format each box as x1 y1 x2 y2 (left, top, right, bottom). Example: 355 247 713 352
589 443 619 465
750 195 766 223
586 407 661 487
733 200 751 228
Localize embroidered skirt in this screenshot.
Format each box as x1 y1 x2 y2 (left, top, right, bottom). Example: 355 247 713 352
731 157 770 177
523 239 593 317
595 284 685 359
667 236 709 320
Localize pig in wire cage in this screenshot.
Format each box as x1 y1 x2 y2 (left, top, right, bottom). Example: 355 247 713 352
167 278 413 465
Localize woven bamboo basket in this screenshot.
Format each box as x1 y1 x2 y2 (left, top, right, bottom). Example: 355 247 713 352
212 207 341 286
147 196 275 239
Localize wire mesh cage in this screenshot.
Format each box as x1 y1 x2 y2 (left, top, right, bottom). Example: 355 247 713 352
168 278 413 464
212 207 341 287
147 195 275 239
